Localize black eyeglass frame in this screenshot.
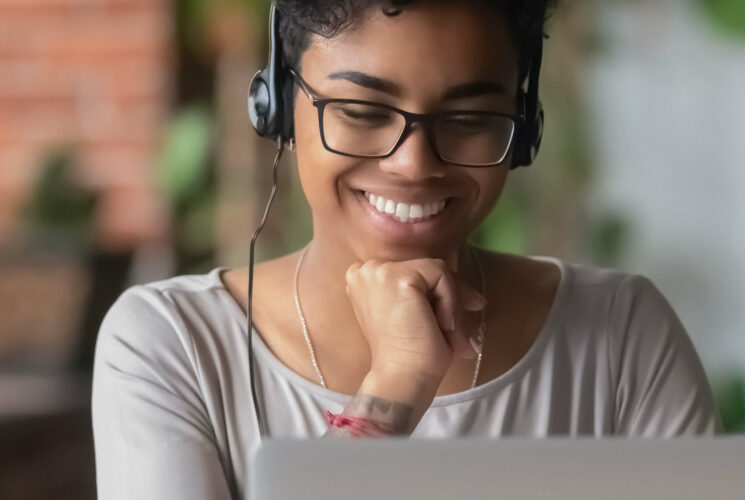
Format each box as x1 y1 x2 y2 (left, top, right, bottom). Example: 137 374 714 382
287 68 525 168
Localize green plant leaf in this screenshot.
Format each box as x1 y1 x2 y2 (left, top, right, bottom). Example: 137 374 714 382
589 211 631 267
472 193 527 254
698 0 745 38
713 375 745 434
20 148 98 246
156 106 213 205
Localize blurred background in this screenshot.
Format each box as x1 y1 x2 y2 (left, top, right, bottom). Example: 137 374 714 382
0 0 743 497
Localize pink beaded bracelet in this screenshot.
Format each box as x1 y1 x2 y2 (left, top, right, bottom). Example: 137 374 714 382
323 410 395 437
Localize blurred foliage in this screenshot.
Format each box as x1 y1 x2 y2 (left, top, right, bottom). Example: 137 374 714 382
558 110 594 185
473 191 528 255
589 211 632 267
156 106 213 205
698 0 745 38
280 169 313 253
688 0 745 435
177 0 209 49
20 149 98 249
712 375 745 433
155 106 217 272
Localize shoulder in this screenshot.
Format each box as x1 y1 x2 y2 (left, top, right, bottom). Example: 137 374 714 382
94 270 228 378
477 249 663 360
219 251 301 331
475 247 630 317
92 271 235 438
91 274 236 499
606 271 690 359
517 256 680 352
605 272 721 435
99 270 224 334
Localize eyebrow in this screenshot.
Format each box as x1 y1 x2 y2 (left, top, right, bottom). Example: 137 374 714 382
327 71 506 100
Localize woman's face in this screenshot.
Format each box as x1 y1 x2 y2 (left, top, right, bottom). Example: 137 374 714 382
293 2 519 262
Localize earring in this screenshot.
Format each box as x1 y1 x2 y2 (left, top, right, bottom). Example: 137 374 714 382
288 137 296 152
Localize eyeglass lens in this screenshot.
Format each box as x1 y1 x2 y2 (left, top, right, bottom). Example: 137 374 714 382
321 102 515 166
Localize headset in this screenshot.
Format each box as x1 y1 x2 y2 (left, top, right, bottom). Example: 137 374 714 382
245 0 548 441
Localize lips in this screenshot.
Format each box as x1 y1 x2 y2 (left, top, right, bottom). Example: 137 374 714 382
363 191 448 223
352 189 457 244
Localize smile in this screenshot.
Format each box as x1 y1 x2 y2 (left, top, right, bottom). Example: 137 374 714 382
353 189 458 244
363 191 448 223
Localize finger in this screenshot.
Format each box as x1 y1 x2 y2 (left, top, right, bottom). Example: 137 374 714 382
447 250 487 311
442 308 478 360
345 261 362 283
402 259 476 359
450 273 486 359
401 259 459 332
456 279 487 312
392 259 454 332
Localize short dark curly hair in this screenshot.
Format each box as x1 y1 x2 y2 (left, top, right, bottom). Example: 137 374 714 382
275 0 557 82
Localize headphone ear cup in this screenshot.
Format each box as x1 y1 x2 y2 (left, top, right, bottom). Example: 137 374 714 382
528 100 544 164
280 70 295 142
511 94 544 169
247 3 286 141
511 91 529 169
248 69 272 136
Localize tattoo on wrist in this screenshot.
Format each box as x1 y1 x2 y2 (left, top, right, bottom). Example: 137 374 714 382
324 393 415 437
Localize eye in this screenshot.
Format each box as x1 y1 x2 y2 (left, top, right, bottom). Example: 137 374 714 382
340 108 390 122
443 116 491 129
439 115 494 134
327 103 397 128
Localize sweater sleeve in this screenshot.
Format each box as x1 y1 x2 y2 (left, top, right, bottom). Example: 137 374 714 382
609 273 723 436
91 286 235 500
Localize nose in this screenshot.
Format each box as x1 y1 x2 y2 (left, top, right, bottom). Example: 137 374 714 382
377 122 447 181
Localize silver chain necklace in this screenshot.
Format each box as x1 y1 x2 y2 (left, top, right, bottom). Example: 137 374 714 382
293 244 487 391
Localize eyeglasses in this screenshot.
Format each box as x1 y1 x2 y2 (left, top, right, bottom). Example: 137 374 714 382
288 68 523 167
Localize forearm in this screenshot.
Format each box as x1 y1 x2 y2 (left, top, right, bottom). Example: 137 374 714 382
323 370 440 437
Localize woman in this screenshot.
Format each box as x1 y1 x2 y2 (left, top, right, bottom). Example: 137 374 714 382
91 1 722 499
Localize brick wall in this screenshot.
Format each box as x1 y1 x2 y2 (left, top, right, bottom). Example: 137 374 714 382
0 0 173 251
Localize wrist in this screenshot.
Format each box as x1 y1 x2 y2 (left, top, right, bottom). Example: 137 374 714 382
369 360 444 390
324 369 440 438
361 368 440 408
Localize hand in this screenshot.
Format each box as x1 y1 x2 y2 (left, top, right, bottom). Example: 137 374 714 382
344 256 487 384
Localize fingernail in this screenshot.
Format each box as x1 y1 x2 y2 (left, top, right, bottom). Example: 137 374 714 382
464 292 487 312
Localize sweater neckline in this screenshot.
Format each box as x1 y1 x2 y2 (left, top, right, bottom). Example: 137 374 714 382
211 254 570 407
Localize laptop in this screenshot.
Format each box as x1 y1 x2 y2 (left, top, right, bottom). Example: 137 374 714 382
248 436 745 499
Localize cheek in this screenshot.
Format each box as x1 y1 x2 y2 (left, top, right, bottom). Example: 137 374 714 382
293 99 319 154
294 96 374 209
294 111 361 212
294 103 328 205
469 168 508 212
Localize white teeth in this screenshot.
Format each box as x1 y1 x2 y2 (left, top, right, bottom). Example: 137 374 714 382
384 199 395 214
375 196 385 212
395 203 409 222
409 204 423 218
364 191 448 223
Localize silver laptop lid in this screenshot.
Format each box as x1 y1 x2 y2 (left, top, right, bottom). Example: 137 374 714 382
249 437 745 500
